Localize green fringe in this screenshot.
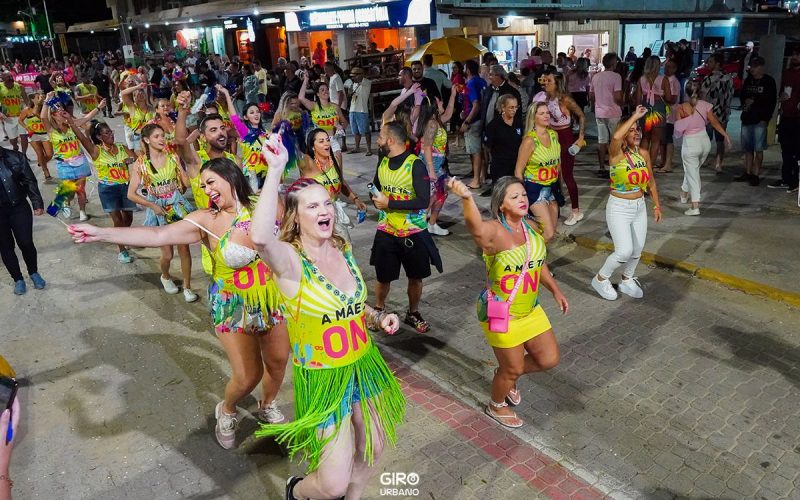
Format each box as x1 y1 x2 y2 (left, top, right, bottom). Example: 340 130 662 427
254 343 406 473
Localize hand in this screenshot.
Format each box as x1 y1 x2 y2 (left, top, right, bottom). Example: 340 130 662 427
447 177 473 199
67 223 103 243
33 208 43 216
176 91 191 109
381 313 400 335
355 198 367 212
576 136 586 147
97 98 107 110
653 207 663 223
459 123 468 134
723 134 732 149
0 396 20 468
553 291 569 315
372 191 389 210
215 84 229 97
261 132 289 173
136 82 147 91
633 105 648 119
150 205 166 216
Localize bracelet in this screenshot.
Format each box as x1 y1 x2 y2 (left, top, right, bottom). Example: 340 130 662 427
654 206 661 211
0 475 13 488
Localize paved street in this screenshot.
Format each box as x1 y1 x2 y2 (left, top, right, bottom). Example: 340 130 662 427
1 115 799 499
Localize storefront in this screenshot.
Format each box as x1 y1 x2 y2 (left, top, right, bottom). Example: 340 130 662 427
620 19 740 68
284 0 435 68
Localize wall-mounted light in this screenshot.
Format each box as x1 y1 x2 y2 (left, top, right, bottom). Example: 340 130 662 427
253 9 259 15
144 23 150 28
165 21 170 26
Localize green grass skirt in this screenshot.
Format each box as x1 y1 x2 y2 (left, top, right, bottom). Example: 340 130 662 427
254 343 406 472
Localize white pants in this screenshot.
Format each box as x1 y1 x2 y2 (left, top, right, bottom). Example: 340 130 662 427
598 196 648 280
680 131 711 203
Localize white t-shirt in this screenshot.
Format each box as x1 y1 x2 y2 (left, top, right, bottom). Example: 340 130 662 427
328 73 345 106
349 78 372 114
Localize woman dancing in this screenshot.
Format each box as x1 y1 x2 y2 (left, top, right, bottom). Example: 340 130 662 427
18 92 53 181
126 123 198 301
591 106 663 301
151 98 177 151
298 72 348 167
120 81 154 151
251 135 405 500
68 157 290 449
515 102 561 242
449 176 567 428
419 91 456 236
218 85 268 192
301 128 367 241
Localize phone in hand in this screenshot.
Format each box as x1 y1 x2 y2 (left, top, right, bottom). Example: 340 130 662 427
0 376 18 444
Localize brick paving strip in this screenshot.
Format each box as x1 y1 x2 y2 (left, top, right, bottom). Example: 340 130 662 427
385 354 616 500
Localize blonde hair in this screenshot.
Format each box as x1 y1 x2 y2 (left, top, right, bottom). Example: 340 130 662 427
278 178 347 251
643 56 661 82
524 101 549 134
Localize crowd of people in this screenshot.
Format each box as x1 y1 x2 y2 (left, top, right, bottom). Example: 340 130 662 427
0 39 798 499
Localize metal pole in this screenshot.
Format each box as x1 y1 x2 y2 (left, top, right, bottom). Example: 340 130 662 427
42 0 56 59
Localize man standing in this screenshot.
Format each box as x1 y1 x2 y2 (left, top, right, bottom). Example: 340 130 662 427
459 60 486 190
253 60 268 104
700 54 735 172
325 38 336 65
770 46 800 192
624 47 638 64
370 121 440 333
325 61 348 152
737 56 777 186
410 60 441 101
0 73 28 154
347 67 373 155
0 145 45 295
477 64 521 193
533 51 557 95
422 54 452 99
590 52 624 177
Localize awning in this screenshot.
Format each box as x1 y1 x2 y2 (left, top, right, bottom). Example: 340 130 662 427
67 19 120 33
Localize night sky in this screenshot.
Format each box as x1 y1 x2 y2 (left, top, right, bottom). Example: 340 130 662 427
2 0 112 24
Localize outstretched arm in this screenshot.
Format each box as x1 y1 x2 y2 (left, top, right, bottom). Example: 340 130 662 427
448 178 498 253
297 73 315 111
68 213 204 247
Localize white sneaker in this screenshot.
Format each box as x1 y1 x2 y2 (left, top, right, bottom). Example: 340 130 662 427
428 223 450 236
160 276 179 294
255 400 286 424
183 288 199 302
680 193 688 204
684 207 700 216
591 275 618 300
563 211 584 226
79 210 89 222
214 401 239 450
118 250 133 264
618 277 644 299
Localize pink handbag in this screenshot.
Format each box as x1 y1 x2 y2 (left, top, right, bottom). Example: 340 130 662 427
486 224 531 334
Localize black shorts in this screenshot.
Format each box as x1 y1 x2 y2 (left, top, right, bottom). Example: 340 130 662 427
706 123 726 143
370 230 432 283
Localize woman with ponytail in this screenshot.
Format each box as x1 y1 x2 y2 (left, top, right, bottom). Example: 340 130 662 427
126 123 198 301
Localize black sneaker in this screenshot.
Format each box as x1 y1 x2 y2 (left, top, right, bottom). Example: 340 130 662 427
286 476 303 500
733 173 750 182
748 175 760 187
768 180 789 189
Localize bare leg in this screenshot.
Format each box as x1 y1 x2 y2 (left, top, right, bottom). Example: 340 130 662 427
177 244 192 289
375 281 391 310
345 402 386 499
365 132 373 153
75 178 88 211
530 201 557 242
9 137 18 152
597 143 609 172
257 323 289 405
467 153 482 189
744 153 753 176
407 278 423 313
353 133 362 151
664 143 675 172
753 151 764 177
109 210 127 253
293 418 355 499
159 245 174 280
20 135 28 157
217 332 263 414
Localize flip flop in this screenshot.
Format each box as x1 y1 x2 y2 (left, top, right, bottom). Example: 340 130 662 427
654 168 673 174
484 405 523 428
365 151 373 156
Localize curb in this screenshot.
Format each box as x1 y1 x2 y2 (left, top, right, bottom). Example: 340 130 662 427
568 234 800 308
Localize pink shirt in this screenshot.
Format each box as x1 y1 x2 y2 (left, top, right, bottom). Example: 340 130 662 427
674 100 713 138
665 76 681 124
591 71 622 119
567 71 591 93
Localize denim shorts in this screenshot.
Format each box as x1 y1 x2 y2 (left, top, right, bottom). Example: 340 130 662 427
349 111 370 136
523 180 556 205
98 182 136 213
464 122 482 155
56 159 91 180
741 122 767 153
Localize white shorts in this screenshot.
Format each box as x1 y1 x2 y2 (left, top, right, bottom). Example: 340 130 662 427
3 118 23 140
28 133 49 142
596 117 620 145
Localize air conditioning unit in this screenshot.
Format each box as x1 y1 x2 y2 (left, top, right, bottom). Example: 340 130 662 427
496 17 512 29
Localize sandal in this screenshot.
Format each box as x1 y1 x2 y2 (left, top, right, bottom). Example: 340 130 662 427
485 400 523 428
365 151 373 156
654 167 673 174
404 310 430 333
494 368 521 406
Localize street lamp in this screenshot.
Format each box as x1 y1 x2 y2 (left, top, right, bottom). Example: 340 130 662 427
16 10 44 61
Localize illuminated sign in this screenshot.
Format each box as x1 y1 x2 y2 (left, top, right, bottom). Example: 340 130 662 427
286 0 432 32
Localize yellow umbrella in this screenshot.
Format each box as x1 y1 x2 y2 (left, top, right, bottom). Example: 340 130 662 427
406 36 489 65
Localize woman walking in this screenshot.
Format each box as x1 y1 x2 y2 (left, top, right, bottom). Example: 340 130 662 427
126 123 198 301
514 102 561 242
301 128 366 240
566 57 591 112
673 85 731 216
72 121 137 263
68 158 290 449
251 135 405 500
635 56 673 169
532 72 586 226
419 91 456 236
591 106 663 301
18 92 53 181
449 176 567 428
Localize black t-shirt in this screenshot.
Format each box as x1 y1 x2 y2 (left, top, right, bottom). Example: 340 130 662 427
741 74 777 125
413 77 441 102
484 117 523 167
35 74 53 93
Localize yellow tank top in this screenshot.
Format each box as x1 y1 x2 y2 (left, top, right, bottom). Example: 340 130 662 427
483 222 547 318
431 125 448 156
192 149 237 209
123 104 153 134
23 114 47 135
0 83 24 117
287 111 303 132
312 163 342 199
51 128 86 165
377 153 427 237
311 103 338 134
610 149 650 193
138 153 181 197
76 83 99 112
239 133 268 176
96 143 130 185
282 246 371 369
524 129 560 186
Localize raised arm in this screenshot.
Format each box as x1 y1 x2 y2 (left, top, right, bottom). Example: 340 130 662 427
297 73 315 111
120 82 146 107
609 105 647 159
40 96 52 131
382 84 419 124
448 178 497 252
74 99 105 128
514 135 536 180
70 117 99 159
174 91 201 174
250 135 302 294
438 89 458 124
